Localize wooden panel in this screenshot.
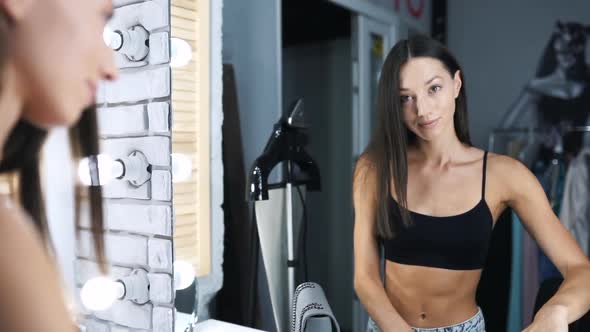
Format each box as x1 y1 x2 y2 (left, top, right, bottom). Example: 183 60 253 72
173 0 198 11
172 132 197 143
171 0 211 277
171 6 197 20
0 173 17 199
173 80 197 92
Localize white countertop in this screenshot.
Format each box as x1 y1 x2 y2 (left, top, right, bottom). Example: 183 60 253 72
193 319 266 332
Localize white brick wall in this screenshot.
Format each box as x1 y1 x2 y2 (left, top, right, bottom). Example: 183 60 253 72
79 202 172 237
78 0 225 329
97 102 170 137
78 1 175 331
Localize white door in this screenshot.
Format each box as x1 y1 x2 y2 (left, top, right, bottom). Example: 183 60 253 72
351 16 397 159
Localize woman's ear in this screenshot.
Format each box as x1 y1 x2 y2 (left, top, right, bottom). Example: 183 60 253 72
453 70 462 98
0 0 34 22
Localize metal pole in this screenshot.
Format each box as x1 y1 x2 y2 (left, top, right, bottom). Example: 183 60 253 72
286 160 295 311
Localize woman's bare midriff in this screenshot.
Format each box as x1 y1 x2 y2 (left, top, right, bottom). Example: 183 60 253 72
384 261 483 328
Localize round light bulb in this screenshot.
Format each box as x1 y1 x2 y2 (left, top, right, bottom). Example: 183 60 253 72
171 153 192 183
103 26 123 50
170 38 192 68
103 26 113 47
78 154 117 186
174 260 195 290
80 277 120 311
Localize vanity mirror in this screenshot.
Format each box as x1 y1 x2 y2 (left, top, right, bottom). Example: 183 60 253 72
74 0 215 331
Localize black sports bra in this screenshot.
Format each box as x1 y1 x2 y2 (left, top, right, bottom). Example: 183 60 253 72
382 150 493 270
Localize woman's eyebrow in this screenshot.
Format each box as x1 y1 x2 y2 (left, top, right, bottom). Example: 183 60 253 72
400 75 442 91
425 75 442 85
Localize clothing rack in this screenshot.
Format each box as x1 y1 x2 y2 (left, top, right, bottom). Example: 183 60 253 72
495 124 590 332
488 125 590 153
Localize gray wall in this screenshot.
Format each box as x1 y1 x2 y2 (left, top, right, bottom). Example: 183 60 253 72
283 38 354 331
223 2 282 331
447 0 590 149
223 0 282 181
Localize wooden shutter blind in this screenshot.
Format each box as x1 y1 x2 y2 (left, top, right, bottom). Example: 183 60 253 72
0 173 17 200
171 0 211 277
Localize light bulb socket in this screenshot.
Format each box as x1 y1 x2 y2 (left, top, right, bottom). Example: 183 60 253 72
117 269 149 305
111 30 124 51
114 159 126 179
117 25 150 62
114 280 126 299
118 150 151 187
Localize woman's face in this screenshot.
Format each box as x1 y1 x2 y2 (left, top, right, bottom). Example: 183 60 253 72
399 57 462 142
5 0 118 128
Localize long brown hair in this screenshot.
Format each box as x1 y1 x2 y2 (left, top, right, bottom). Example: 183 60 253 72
358 34 472 239
0 107 107 272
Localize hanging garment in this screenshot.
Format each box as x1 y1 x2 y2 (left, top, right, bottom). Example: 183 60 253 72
504 139 529 332
508 154 566 330
494 138 526 332
559 147 590 256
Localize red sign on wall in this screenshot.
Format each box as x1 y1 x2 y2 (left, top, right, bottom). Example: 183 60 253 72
394 0 426 18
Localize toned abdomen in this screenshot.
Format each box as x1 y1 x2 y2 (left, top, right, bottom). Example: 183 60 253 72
384 261 483 328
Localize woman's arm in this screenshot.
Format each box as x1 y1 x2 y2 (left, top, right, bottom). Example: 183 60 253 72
501 155 590 325
0 203 77 332
352 158 412 332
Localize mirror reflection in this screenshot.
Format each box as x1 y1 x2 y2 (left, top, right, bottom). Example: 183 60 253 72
1 1 590 332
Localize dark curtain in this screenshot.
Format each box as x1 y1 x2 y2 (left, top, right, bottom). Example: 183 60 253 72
215 64 258 325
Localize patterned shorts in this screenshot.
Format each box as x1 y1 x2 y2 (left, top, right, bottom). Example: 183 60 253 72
367 307 485 332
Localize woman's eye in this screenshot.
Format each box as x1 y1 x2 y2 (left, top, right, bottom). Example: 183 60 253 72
430 85 441 93
400 96 411 103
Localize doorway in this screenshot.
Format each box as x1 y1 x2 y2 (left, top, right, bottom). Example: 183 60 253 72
283 1 354 331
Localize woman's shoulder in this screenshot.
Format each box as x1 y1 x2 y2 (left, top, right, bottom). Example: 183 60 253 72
353 153 378 181
0 198 36 231
483 150 537 203
353 153 382 197
484 150 528 175
0 202 75 331
0 198 56 276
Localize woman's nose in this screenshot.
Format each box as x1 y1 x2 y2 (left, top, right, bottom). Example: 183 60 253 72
100 46 119 81
416 96 431 117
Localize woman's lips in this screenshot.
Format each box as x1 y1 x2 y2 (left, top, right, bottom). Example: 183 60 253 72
418 117 440 129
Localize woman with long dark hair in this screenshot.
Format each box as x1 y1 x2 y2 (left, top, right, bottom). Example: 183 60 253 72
0 1 117 331
353 34 590 332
